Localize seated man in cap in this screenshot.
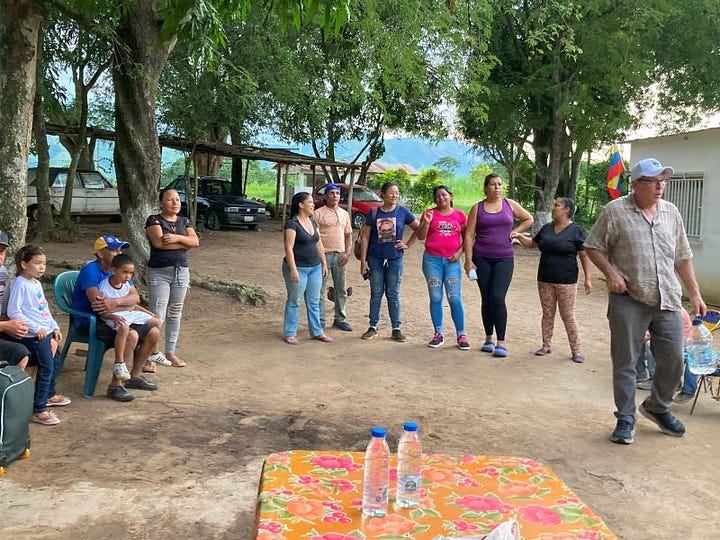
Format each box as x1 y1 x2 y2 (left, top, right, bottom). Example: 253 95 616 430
71 235 162 402
0 230 30 369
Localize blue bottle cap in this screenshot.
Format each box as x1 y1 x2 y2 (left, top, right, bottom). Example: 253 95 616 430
371 427 387 437
403 422 418 432
692 318 702 326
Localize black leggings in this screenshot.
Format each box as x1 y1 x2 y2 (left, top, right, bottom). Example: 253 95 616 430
472 256 514 341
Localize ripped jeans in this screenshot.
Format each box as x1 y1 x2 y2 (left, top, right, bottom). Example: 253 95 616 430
421 252 465 337
147 265 190 354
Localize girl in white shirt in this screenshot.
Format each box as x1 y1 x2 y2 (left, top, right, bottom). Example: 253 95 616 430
7 245 69 425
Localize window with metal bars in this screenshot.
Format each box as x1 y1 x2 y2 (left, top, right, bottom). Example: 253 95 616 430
664 172 704 238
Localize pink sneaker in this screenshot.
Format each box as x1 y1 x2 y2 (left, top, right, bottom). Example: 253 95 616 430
457 335 470 351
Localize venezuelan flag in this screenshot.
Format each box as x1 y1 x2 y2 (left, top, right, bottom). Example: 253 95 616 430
606 146 625 199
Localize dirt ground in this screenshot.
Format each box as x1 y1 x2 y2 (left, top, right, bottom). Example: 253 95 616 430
1 219 718 540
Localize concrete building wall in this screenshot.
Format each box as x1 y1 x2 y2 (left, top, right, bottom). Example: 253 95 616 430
630 129 720 305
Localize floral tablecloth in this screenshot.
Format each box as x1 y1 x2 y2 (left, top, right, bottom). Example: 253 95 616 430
254 451 616 539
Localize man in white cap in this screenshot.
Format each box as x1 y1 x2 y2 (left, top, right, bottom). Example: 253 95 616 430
585 158 706 444
0 230 31 369
71 235 163 401
314 183 353 331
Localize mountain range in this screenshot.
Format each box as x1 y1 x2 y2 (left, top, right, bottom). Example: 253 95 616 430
30 136 484 179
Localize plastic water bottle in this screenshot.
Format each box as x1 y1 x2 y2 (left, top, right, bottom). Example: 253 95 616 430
362 427 390 517
687 318 716 375
395 421 422 508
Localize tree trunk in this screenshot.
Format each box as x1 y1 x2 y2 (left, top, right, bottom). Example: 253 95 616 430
112 0 172 268
0 0 44 250
58 135 94 168
231 157 243 195
31 25 53 240
532 126 552 231
566 146 583 201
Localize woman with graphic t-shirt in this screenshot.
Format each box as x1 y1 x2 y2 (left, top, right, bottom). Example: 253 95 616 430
512 198 592 363
463 173 533 358
414 185 469 350
145 187 200 369
359 182 420 342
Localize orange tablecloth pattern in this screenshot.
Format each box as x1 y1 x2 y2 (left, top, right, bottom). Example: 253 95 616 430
255 451 617 539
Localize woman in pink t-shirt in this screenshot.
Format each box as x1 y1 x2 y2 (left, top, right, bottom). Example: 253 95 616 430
415 185 469 350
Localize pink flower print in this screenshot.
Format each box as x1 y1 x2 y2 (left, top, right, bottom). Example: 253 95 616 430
389 467 398 482
519 505 562 526
311 534 356 540
453 520 479 532
459 454 475 463
257 521 283 534
329 478 355 492
310 455 361 472
476 467 501 477
454 495 513 514
577 531 603 539
267 453 291 466
458 477 480 488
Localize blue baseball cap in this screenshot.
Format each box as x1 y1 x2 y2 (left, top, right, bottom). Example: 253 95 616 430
94 235 130 252
0 231 9 247
325 183 341 192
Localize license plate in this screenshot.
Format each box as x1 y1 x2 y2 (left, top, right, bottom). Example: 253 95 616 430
243 215 254 222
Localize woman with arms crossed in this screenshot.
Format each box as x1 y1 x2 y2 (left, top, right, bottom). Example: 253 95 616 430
145 187 200 369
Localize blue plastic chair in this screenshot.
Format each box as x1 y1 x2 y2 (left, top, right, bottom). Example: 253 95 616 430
53 270 112 398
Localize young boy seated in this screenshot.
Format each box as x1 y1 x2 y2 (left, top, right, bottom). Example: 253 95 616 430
98 254 171 381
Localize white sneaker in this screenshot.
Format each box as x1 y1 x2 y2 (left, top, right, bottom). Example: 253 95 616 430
149 351 172 366
112 362 131 381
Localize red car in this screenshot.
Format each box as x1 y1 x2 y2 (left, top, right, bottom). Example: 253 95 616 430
313 183 382 229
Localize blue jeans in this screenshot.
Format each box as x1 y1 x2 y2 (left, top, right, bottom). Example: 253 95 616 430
635 340 656 380
282 261 323 338
20 335 59 413
422 252 465 337
368 256 403 329
681 355 699 395
148 265 190 353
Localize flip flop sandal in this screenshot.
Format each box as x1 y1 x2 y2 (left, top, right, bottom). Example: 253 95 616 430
143 361 157 373
32 411 61 426
480 340 495 353
46 395 72 407
169 357 187 367
534 348 551 356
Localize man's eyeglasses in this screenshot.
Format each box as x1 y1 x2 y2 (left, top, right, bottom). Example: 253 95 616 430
635 177 667 186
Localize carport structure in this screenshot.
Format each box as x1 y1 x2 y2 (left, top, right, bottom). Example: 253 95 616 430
45 123 364 223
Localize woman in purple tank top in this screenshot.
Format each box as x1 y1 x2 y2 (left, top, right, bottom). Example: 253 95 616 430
463 173 533 358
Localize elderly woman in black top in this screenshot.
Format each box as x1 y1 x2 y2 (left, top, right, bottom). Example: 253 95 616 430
511 198 592 363
282 192 332 345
